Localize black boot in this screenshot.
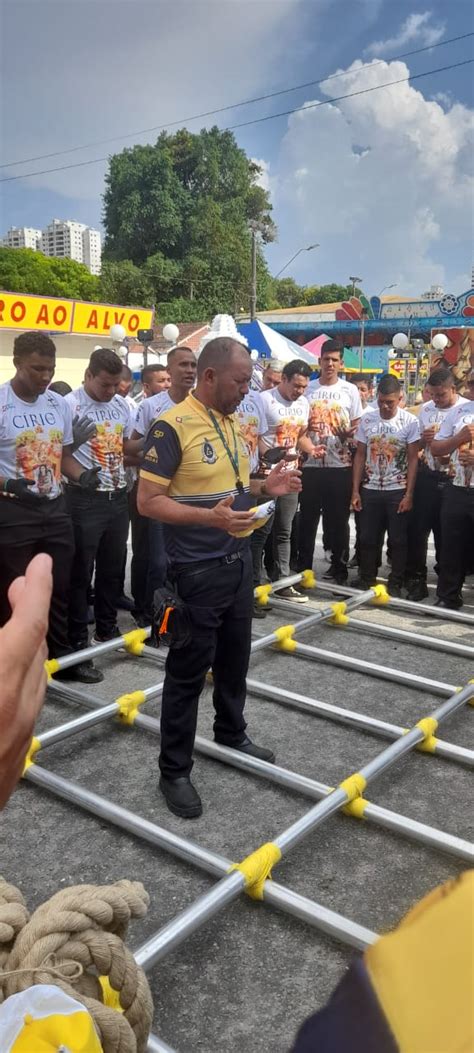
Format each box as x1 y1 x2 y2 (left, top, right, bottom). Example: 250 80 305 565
159 776 202 818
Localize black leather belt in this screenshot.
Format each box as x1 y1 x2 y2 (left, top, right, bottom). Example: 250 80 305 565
172 550 246 574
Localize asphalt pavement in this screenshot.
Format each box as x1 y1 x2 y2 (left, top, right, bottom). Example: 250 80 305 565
3 534 473 1053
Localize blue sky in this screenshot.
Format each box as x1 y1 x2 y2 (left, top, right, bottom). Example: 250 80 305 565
1 0 473 297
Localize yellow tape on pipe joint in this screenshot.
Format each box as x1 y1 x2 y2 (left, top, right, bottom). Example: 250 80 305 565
300 569 316 589
274 625 297 652
229 842 282 900
122 628 148 655
330 601 348 625
371 584 389 605
415 716 439 753
339 771 367 803
254 584 272 606
22 737 41 775
44 658 60 681
116 690 147 725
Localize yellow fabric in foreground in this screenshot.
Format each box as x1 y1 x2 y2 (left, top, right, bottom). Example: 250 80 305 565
415 715 439 753
98 975 124 1013
366 870 474 1053
10 1010 103 1053
44 658 60 680
338 772 367 803
371 584 390 604
300 569 316 589
116 690 147 725
330 601 348 625
254 584 272 606
229 843 282 900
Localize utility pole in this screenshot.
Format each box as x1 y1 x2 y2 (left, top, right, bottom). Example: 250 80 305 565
190 281 194 301
250 227 257 320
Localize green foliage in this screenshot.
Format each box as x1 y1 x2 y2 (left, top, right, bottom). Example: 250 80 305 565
98 259 153 307
268 279 363 309
0 247 100 300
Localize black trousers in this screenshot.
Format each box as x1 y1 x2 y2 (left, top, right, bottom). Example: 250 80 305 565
406 469 446 581
160 550 253 778
297 468 352 577
0 494 74 657
67 488 129 647
437 485 474 604
128 482 150 617
359 488 408 589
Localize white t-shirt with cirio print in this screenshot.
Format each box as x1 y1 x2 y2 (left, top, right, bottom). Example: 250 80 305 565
259 388 309 456
236 393 266 474
418 397 468 474
133 389 177 438
0 382 73 500
436 400 474 489
65 388 132 492
356 408 420 491
304 379 362 468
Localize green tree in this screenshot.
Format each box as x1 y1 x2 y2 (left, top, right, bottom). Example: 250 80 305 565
98 259 154 307
0 247 99 300
269 277 307 308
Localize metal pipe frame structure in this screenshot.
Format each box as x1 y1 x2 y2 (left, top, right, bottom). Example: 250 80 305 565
18 573 473 1052
313 577 474 626
41 681 473 861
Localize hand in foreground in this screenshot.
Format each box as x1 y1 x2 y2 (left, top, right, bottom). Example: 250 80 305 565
311 444 326 458
421 425 437 448
397 494 413 513
210 495 256 536
79 466 101 490
458 423 474 445
351 493 362 512
264 458 302 497
4 478 37 501
336 424 357 443
72 415 97 450
0 553 52 808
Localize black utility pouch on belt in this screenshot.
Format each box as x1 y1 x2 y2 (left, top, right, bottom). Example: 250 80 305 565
152 587 192 649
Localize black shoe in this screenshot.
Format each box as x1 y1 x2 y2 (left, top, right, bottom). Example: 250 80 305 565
217 735 275 764
351 577 372 590
53 661 104 685
252 601 267 619
322 567 337 581
159 776 202 818
117 594 134 611
406 581 429 602
435 598 463 611
387 584 402 598
91 627 121 645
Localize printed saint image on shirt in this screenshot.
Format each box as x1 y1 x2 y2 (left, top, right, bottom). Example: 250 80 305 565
420 421 441 471
15 426 63 496
451 445 473 489
308 402 351 464
366 435 407 489
274 419 301 451
90 421 125 489
238 415 259 461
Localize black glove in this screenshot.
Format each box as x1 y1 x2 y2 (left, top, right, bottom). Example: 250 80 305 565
78 467 101 490
262 446 296 465
72 415 97 450
4 478 38 501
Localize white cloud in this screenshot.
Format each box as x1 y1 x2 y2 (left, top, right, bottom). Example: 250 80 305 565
266 57 473 295
365 12 445 57
251 158 272 195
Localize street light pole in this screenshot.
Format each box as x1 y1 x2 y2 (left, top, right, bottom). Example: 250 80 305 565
349 275 362 297
250 228 257 321
379 283 397 296
273 243 319 281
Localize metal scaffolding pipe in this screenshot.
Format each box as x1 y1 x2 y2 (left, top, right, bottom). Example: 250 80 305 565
251 588 375 653
328 615 474 659
46 687 473 861
316 579 474 626
281 640 458 697
40 681 164 750
147 1035 177 1053
24 764 376 952
51 627 152 670
246 679 474 768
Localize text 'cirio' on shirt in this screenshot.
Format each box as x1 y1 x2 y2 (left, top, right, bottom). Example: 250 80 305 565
65 388 132 492
259 388 309 456
133 389 177 438
140 392 252 563
235 393 266 474
436 400 474 489
356 408 420 491
0 382 73 500
304 379 362 468
418 396 468 474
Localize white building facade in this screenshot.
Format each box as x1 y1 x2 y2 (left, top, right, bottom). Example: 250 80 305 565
2 219 101 274
2 226 42 250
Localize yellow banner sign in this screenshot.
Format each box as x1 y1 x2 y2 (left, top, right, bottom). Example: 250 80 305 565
71 301 153 336
0 292 73 332
0 291 154 337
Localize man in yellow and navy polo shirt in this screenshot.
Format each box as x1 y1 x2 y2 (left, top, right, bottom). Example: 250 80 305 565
138 337 302 818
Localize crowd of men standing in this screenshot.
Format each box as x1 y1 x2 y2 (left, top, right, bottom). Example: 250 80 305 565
0 330 473 815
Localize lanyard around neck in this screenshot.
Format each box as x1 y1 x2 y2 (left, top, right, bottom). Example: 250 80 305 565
207 408 244 493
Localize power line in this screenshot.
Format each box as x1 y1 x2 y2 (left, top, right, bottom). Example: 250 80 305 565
0 31 472 170
1 57 471 186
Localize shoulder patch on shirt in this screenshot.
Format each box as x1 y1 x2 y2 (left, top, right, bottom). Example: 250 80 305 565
145 447 159 463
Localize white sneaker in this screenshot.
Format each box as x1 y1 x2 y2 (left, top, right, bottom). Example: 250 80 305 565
276 586 309 603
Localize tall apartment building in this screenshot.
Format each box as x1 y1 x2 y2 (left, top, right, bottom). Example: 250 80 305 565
2 218 102 274
2 226 42 250
421 284 444 301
